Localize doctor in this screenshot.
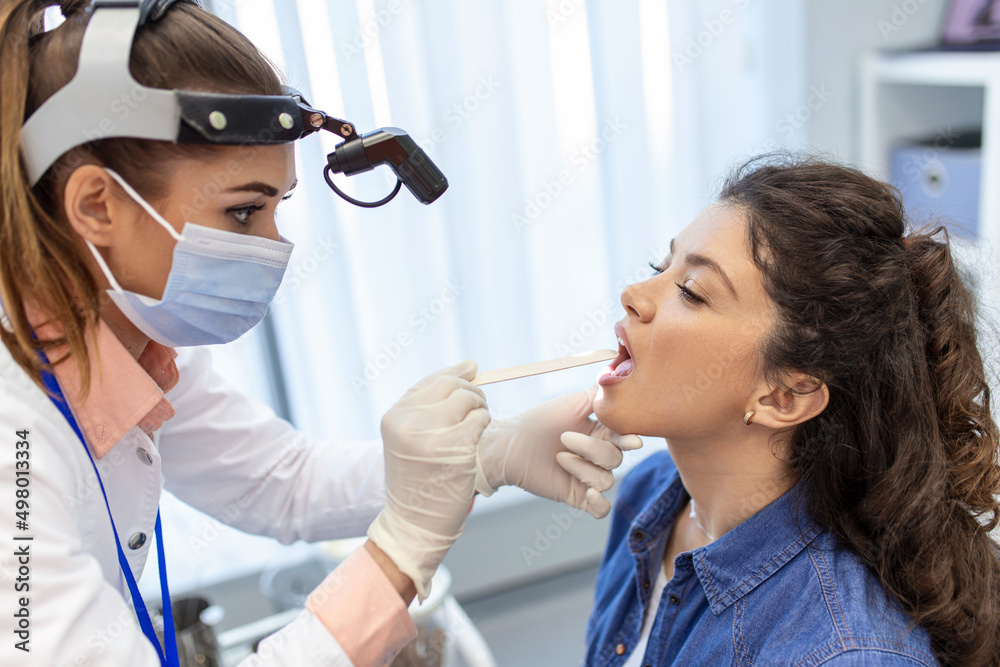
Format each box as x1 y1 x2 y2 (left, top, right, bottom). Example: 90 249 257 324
0 1 640 665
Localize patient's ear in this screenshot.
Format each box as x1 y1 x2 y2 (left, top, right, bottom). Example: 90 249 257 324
750 373 828 430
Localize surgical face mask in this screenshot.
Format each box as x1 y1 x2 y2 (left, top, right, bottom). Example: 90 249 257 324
85 169 294 347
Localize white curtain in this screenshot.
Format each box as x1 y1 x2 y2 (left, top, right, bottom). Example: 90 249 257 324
153 0 808 593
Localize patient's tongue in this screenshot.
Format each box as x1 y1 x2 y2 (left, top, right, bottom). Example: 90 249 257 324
615 358 634 377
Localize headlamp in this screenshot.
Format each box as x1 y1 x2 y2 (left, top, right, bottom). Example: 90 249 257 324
20 0 447 207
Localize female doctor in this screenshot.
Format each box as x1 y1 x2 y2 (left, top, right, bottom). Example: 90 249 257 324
0 1 640 665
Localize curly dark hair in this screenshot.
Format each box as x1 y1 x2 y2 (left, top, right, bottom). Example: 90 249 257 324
720 154 1000 666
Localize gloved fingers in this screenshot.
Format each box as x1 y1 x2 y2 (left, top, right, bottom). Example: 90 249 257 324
586 421 644 451
584 486 612 519
526 384 601 434
612 433 643 451
458 407 492 445
561 480 612 519
403 360 479 397
436 388 490 427
431 404 491 444
405 373 486 407
555 384 601 425
560 431 624 470
442 404 491 436
382 391 488 453
550 473 597 515
555 450 616 492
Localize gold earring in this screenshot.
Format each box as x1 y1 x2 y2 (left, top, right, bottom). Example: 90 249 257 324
743 410 755 426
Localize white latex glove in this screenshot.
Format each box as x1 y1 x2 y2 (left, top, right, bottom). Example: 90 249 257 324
367 360 490 600
475 385 642 518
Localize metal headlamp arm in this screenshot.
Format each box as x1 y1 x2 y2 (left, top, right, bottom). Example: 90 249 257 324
289 95 405 208
292 96 358 143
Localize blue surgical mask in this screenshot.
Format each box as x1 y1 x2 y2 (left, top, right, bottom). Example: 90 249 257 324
85 169 294 347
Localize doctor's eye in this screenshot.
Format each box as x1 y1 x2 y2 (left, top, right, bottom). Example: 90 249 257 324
229 203 266 225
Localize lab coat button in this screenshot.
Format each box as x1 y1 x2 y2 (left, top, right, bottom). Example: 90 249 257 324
136 448 153 465
669 593 680 605
128 532 147 550
615 643 627 656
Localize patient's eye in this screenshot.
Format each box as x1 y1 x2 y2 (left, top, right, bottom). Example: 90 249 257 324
676 282 704 304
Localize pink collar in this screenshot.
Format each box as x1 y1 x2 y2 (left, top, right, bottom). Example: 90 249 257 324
33 312 179 459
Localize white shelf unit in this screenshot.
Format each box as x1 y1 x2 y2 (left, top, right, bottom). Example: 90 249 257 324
861 51 1000 453
860 50 1000 267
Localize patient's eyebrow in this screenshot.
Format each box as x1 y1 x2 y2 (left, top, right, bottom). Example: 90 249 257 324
670 238 739 301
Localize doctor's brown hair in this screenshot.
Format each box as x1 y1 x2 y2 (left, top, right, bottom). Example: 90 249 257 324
0 0 282 394
720 155 1000 666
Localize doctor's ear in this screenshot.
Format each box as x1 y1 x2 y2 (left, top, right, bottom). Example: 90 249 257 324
62 165 135 248
748 373 829 430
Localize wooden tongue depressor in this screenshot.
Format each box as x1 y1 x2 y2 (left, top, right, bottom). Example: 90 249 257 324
472 349 619 386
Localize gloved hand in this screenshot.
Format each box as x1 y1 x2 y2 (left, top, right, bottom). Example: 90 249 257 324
474 385 642 518
367 360 490 601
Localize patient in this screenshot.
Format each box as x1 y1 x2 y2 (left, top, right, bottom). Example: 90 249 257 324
585 155 1000 666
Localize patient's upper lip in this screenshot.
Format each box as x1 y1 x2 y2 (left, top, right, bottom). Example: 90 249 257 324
614 322 633 360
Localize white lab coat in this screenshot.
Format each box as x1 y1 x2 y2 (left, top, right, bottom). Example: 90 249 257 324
0 340 386 666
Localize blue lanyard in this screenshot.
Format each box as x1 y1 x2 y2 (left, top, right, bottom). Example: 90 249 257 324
38 353 179 667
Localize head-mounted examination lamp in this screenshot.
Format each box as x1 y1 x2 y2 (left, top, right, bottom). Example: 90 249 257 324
19 0 447 207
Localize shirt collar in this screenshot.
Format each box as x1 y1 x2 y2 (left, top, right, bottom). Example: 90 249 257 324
690 480 822 614
27 305 179 459
631 459 823 616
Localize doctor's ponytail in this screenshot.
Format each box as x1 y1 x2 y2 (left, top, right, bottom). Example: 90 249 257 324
0 0 87 389
0 0 283 393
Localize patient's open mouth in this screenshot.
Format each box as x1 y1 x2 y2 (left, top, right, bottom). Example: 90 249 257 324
599 324 634 386
610 343 633 376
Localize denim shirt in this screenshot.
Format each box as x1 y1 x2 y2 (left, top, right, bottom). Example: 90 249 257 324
585 452 937 666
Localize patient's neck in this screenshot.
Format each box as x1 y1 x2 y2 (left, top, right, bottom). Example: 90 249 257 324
666 431 797 543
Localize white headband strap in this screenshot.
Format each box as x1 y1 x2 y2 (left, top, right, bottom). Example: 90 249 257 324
20 5 180 186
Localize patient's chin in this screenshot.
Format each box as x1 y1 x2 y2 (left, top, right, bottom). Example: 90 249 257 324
594 395 632 436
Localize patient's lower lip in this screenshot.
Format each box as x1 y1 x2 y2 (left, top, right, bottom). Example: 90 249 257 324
599 359 633 387
598 371 628 387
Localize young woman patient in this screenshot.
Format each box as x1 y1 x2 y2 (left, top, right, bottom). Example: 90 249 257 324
585 155 1000 666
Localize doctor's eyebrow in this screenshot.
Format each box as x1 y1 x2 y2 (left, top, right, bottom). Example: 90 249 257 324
226 180 298 197
669 237 739 301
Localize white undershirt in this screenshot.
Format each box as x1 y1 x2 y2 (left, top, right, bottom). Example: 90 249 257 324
622 562 669 667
